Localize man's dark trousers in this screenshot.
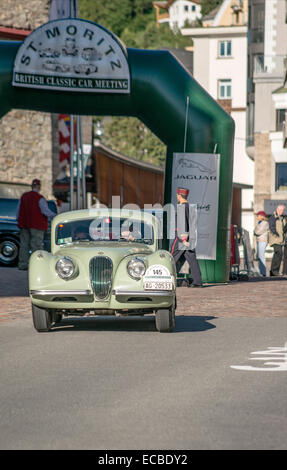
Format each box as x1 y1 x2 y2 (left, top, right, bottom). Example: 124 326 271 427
172 241 202 286
270 244 284 275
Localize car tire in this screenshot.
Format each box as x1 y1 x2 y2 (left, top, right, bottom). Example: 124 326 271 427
155 306 175 333
32 304 52 332
0 237 19 266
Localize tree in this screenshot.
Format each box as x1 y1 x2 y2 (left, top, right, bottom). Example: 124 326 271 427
78 0 192 167
79 0 134 37
101 117 166 168
200 0 223 18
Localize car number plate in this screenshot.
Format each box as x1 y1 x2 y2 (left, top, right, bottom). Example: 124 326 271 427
144 281 173 291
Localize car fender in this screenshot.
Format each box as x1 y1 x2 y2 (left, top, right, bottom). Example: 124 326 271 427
112 250 176 291
29 250 90 293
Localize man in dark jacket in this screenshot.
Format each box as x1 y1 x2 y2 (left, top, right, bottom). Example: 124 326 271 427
170 187 202 287
268 204 287 276
17 179 56 270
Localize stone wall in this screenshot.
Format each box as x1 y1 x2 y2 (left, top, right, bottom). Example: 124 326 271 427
0 1 93 201
0 0 53 198
0 0 50 30
0 110 53 198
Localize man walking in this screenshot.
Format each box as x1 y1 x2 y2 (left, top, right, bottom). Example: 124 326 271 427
268 204 287 276
170 187 202 287
17 179 56 270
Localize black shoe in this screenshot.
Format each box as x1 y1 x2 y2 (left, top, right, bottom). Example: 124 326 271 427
190 284 202 288
270 272 279 276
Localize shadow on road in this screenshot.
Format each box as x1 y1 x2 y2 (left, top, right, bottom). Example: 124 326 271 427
50 314 216 334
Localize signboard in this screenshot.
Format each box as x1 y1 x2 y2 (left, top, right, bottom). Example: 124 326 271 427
264 199 287 216
12 19 130 93
171 153 220 260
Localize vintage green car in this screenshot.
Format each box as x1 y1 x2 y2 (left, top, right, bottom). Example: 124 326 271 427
29 208 176 333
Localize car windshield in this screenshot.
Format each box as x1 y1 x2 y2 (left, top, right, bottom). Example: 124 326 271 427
55 217 154 245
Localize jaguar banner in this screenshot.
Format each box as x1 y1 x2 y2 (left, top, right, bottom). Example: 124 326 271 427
171 153 220 260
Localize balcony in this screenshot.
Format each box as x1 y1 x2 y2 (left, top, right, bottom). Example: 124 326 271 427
231 0 243 13
250 28 264 44
254 55 286 76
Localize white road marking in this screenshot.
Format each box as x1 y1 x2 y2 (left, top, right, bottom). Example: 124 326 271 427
231 342 287 371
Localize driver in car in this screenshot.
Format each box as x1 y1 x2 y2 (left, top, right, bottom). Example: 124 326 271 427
121 222 141 241
73 225 90 241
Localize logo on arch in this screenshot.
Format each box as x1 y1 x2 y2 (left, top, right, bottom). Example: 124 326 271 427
12 19 130 94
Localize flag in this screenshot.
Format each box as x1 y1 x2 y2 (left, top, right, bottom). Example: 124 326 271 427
57 114 76 182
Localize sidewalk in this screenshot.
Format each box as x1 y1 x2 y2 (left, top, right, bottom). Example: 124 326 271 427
0 266 287 323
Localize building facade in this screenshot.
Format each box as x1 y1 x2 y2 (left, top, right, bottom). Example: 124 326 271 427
0 0 54 199
182 0 254 237
153 0 201 30
247 0 287 216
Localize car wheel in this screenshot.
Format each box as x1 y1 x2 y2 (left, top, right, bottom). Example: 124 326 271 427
155 306 175 333
0 238 19 266
32 304 52 332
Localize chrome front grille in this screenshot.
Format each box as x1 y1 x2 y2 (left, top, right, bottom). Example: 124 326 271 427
89 256 113 300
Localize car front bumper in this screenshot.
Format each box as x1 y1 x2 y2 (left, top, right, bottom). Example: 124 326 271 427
30 288 175 312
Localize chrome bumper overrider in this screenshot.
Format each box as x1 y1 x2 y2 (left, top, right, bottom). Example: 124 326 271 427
30 290 92 296
113 289 174 297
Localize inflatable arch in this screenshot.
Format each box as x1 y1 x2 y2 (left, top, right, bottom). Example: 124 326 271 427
0 19 235 282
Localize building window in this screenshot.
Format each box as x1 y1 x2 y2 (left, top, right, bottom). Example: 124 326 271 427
276 109 286 132
276 163 287 191
219 40 232 57
250 3 265 43
218 79 232 99
192 5 196 11
184 5 188 12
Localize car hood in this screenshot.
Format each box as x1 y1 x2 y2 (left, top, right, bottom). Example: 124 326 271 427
54 241 153 265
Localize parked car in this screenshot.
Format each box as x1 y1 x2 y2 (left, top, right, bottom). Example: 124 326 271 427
38 47 60 58
81 47 102 62
61 38 78 57
0 198 57 267
74 63 98 75
29 208 176 333
42 60 70 73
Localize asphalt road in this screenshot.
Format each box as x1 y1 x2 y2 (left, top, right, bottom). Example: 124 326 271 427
0 314 286 450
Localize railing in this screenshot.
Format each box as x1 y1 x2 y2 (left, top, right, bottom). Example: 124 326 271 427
250 28 264 44
254 55 286 75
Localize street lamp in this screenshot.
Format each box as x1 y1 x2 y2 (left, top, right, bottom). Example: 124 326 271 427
95 120 103 140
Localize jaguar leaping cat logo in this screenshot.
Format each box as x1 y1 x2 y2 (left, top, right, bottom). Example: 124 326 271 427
178 158 216 175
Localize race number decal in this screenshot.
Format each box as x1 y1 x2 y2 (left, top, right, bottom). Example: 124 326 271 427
143 265 173 291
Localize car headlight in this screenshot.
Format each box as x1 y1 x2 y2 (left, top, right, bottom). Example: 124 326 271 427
56 257 75 280
127 258 146 279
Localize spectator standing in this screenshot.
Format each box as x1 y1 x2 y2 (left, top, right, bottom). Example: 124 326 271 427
17 179 56 270
254 211 269 276
170 187 202 287
268 204 287 276
283 218 287 276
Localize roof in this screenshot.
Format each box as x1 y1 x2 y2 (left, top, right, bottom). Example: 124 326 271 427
52 208 157 225
94 142 164 174
272 86 287 95
0 25 31 40
153 0 201 11
202 5 221 21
